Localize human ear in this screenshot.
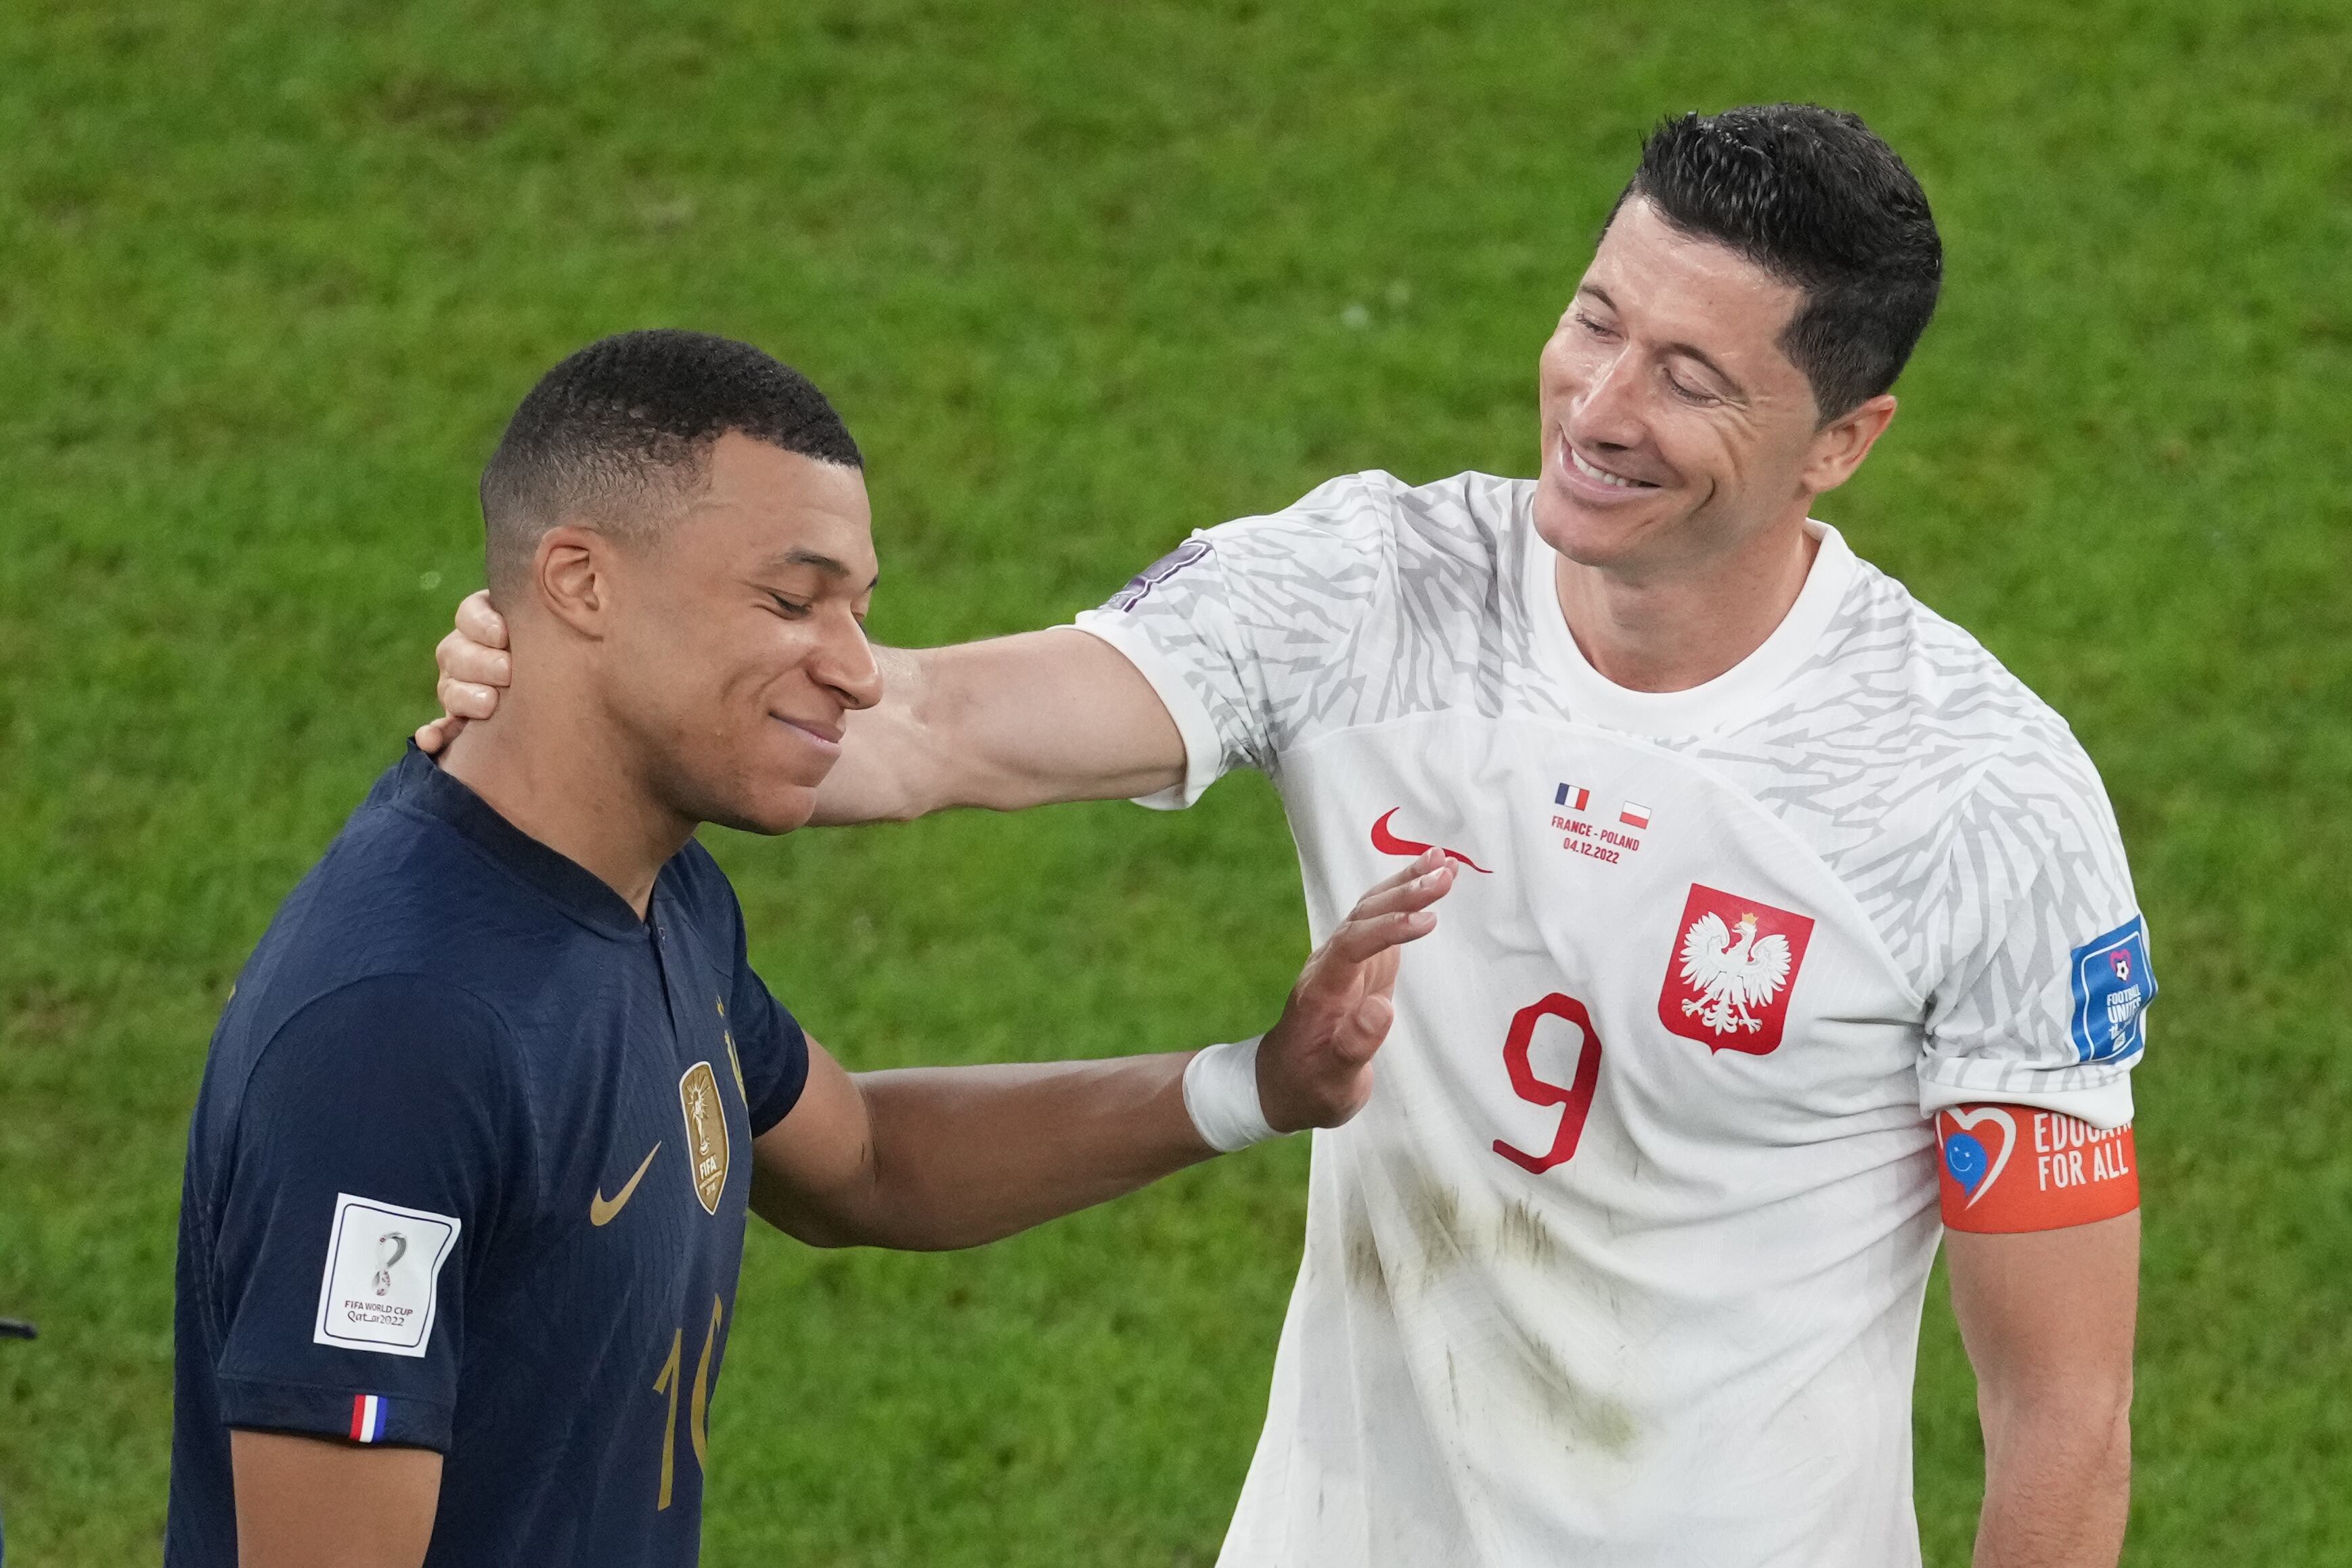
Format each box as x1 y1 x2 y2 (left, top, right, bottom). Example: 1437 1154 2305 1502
1801 393 1899 495
531 525 613 637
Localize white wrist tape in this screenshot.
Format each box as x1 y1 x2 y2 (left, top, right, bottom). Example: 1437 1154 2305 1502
1184 1036 1283 1153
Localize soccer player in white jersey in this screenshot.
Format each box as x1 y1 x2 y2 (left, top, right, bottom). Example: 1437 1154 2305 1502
428 106 2147 1567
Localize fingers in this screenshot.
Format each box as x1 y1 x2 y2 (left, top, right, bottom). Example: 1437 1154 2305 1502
1354 847 1449 899
1321 908 1439 970
437 671 499 722
437 626 510 691
1345 859 1457 922
455 591 509 652
413 715 464 755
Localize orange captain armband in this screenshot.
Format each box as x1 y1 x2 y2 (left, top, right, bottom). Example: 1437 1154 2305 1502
1935 1105 2139 1233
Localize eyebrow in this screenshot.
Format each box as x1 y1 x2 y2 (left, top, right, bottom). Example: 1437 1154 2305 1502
760 548 880 589
1575 284 1748 398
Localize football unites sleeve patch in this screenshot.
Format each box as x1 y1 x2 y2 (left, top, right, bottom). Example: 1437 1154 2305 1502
2068 915 2156 1062
1936 1105 2138 1232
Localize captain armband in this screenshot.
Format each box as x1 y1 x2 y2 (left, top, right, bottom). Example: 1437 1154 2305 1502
1936 1104 2139 1233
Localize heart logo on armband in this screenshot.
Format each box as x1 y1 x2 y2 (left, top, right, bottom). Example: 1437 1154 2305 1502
1938 1106 2018 1209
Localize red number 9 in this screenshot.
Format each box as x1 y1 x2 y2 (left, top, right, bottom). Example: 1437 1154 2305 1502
1492 993 1604 1174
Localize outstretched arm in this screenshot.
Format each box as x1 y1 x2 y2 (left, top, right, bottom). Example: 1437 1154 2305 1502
1948 1212 2138 1567
420 592 1184 822
751 852 1455 1250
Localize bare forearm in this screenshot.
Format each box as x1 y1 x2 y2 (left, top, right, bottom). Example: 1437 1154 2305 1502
808 630 1185 824
765 1054 1216 1249
1974 1394 2131 1567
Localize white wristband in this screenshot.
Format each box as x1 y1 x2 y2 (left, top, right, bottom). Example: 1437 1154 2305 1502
1184 1036 1283 1153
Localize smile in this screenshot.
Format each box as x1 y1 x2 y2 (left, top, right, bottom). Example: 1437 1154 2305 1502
1566 439 1658 491
774 715 844 755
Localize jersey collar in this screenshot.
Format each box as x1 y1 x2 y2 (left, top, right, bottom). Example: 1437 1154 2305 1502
1520 511 1859 738
382 744 650 940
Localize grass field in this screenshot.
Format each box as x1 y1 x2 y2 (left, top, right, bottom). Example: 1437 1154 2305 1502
3 0 2349 1563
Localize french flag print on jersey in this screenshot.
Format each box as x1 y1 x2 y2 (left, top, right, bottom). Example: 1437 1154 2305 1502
349 1393 389 1443
1618 801 1651 829
1553 783 1591 812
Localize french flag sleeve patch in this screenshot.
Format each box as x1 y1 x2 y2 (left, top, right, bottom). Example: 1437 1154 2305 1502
349 1393 390 1443
1937 1105 2139 1233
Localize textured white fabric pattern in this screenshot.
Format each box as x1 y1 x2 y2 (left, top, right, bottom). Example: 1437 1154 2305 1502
1073 470 2150 1567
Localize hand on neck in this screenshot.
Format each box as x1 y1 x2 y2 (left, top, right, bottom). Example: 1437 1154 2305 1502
437 646 695 921
1551 506 1820 695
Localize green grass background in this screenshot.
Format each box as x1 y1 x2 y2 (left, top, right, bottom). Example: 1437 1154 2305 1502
3 0 2348 1561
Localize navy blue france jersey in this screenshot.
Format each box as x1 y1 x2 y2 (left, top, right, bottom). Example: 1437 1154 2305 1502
169 746 811 1566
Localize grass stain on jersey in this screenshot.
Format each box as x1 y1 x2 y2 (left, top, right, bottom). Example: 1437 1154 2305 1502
1498 1199 1559 1270
1496 1312 1637 1458
1393 1163 1468 1286
1344 1219 1391 1310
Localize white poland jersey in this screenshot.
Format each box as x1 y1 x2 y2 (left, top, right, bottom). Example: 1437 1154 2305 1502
1073 470 2149 1568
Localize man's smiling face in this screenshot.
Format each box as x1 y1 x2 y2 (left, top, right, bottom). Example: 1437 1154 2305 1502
599 432 883 836
1534 197 1832 577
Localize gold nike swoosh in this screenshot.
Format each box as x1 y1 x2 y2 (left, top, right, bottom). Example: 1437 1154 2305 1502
590 1143 662 1226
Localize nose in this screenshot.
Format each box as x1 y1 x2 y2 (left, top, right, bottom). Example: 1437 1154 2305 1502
1565 342 1647 455
813 608 884 712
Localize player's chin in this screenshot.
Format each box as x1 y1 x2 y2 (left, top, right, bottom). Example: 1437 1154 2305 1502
705 781 822 838
1531 475 1675 567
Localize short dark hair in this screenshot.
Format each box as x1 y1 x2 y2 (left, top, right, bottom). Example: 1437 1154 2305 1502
1610 105 1942 421
480 329 860 591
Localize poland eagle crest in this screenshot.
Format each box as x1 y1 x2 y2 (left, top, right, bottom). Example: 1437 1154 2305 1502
1658 885 1816 1055
1678 912 1792 1036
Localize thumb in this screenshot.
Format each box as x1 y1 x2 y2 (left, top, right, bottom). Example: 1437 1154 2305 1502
1333 991 1395 1065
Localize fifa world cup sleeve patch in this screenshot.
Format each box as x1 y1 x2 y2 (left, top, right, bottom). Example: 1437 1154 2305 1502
313 1193 461 1357
1937 1106 2138 1233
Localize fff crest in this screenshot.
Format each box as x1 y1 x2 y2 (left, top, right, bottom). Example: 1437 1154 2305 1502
677 1061 730 1216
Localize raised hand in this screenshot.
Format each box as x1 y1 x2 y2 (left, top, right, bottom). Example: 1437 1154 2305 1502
1257 849 1455 1134
413 591 512 755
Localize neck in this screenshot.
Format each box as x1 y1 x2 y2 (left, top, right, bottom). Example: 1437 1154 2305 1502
438 658 692 920
1552 506 1819 693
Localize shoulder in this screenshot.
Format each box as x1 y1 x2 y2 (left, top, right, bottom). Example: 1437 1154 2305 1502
214 799 568 1111
209 972 519 1137
1756 556 2108 807
1197 468 1526 567
1854 562 2108 805
1706 555 2135 986
1176 469 1530 656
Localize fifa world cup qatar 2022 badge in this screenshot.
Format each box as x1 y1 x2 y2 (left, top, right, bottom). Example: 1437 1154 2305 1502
1656 884 1816 1056
312 1193 460 1357
678 1061 730 1216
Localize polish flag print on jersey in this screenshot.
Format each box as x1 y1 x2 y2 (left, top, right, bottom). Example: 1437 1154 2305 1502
1658 884 1816 1055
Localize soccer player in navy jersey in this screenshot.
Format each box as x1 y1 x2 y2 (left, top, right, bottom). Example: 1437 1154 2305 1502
169 330 1455 1568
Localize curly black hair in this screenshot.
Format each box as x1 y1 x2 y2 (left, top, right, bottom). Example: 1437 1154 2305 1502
1611 106 1943 421
479 330 860 591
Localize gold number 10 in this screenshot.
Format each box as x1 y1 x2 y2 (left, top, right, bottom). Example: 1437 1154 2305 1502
652 1294 726 1510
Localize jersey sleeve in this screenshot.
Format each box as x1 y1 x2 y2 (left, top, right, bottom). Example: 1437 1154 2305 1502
1915 738 2154 1132
1070 471 1404 808
206 975 525 1452
719 901 812 1138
